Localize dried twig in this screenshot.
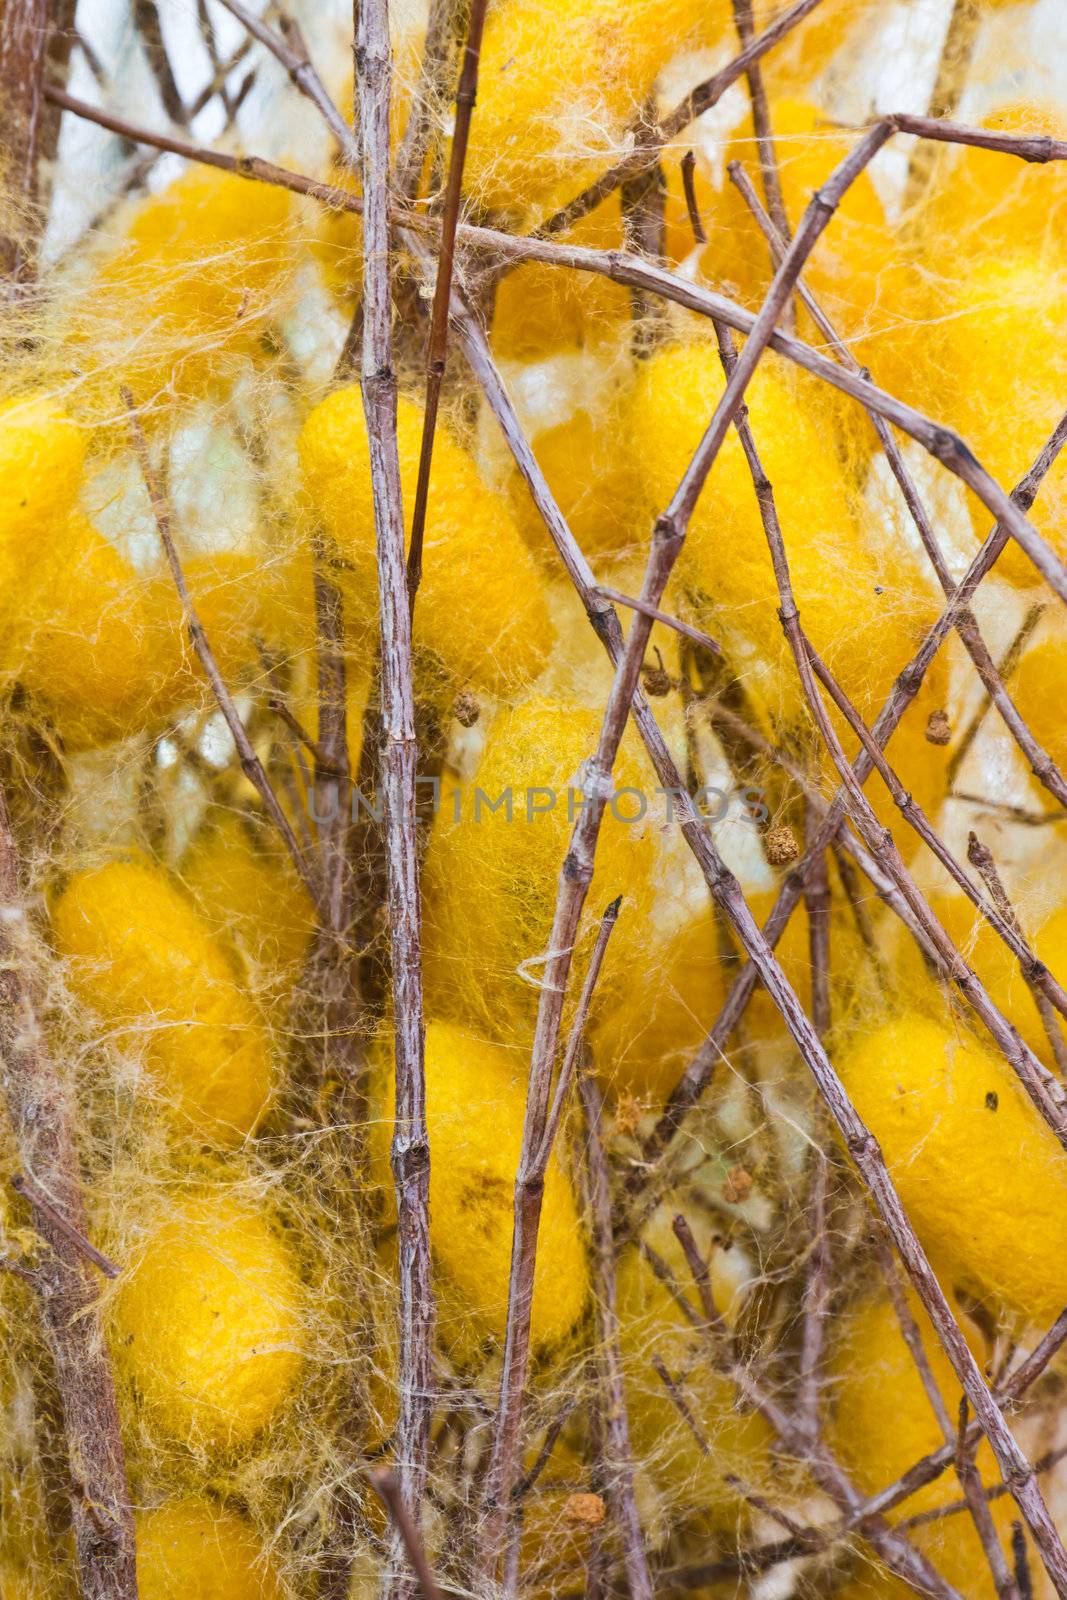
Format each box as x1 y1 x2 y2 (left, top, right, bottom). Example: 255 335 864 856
0 801 137 1600
355 6 435 1592
579 1075 653 1600
730 0 794 328
124 396 324 915
406 0 489 611
0 0 51 281
370 1469 443 1600
11 1171 119 1280
967 831 1067 1076
946 605 1045 791
480 899 622 1576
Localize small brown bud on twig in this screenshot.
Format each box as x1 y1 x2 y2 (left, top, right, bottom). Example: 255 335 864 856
722 1165 753 1204
926 708 952 746
766 825 799 865
563 1493 606 1528
452 690 481 727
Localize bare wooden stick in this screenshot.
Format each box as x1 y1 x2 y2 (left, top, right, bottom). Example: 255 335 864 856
0 0 52 283
592 585 720 656
370 1469 443 1600
0 800 137 1600
355 7 435 1592
730 0 794 329
579 1075 653 1600
312 556 351 936
967 831 1067 1077
480 898 622 1578
406 0 489 611
394 0 459 197
946 605 1045 792
11 1171 119 1281
124 396 325 916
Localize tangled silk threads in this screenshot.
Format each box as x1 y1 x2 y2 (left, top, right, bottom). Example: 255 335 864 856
2 3 1067 1597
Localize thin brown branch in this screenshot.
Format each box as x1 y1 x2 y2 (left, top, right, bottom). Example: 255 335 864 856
579 1075 653 1600
967 831 1067 1076
370 1469 443 1600
946 605 1045 791
591 585 720 656
124 396 325 916
480 897 622 1579
394 0 458 197
11 1171 119 1281
670 1213 727 1336
312 556 351 936
355 6 435 1594
0 0 50 281
730 0 794 330
406 0 489 612
0 800 136 1600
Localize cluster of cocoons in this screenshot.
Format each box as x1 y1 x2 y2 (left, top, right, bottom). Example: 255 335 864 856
3 3 1067 1597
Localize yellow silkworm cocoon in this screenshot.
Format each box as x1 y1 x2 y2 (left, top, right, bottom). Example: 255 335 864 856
377 1021 588 1365
465 0 718 215
299 388 552 700
423 695 658 1046
925 102 1067 261
838 1011 1067 1323
1006 634 1067 785
79 167 294 412
51 860 273 1144
901 252 1067 588
112 1190 303 1450
502 349 642 567
828 1292 1014 1600
491 191 630 362
616 1241 772 1522
181 811 316 984
632 342 934 729
13 514 165 748
0 395 85 619
752 0 874 86
136 1500 286 1600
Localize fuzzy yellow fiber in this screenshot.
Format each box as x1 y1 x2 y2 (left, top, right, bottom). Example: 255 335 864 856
76 168 295 413
838 1011 1067 1323
828 1292 1022 1600
13 514 163 747
491 192 630 361
51 860 273 1144
924 102 1067 262
113 1190 303 1450
299 388 552 700
422 694 657 1046
136 1500 285 1600
464 0 717 215
0 395 85 623
378 1021 588 1364
632 342 936 730
616 1242 772 1523
1006 635 1067 787
924 889 1067 1069
894 252 1067 588
181 810 316 985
